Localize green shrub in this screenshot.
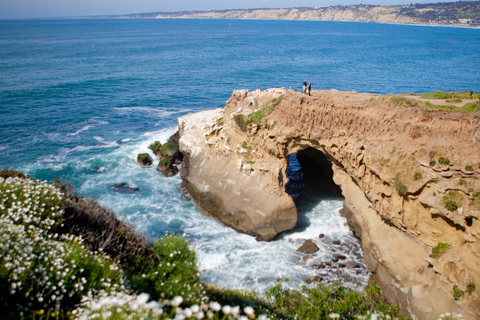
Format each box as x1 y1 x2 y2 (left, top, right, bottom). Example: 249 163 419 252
159 158 171 167
465 165 474 171
128 234 205 305
453 285 465 300
420 90 480 100
430 159 436 166
467 283 476 295
414 172 422 180
459 179 466 186
240 141 252 151
443 190 462 211
394 175 408 198
438 157 450 165
430 242 451 258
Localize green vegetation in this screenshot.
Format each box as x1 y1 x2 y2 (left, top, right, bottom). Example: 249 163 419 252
379 94 480 113
264 281 405 320
430 159 436 166
459 179 466 186
0 169 411 320
446 98 462 103
247 95 283 127
241 141 253 151
465 165 474 172
414 172 422 180
453 285 465 301
467 283 476 295
420 90 480 100
234 95 284 131
234 114 248 131
472 191 480 205
394 175 408 198
137 153 151 163
148 141 162 154
438 157 450 166
158 141 177 157
430 242 451 259
443 190 463 211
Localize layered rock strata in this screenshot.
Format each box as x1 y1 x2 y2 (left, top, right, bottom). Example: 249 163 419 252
178 88 480 319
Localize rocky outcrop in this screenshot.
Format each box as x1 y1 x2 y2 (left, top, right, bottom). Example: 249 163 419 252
150 132 184 177
178 88 480 319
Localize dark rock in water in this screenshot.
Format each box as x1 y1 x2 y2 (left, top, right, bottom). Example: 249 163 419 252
297 239 320 254
340 274 353 282
157 160 179 177
113 183 140 193
313 262 326 269
137 153 152 166
93 166 107 173
154 131 184 177
306 275 323 284
332 240 341 245
338 263 347 268
319 233 325 238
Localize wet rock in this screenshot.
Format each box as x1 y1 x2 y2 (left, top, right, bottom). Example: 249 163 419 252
314 262 327 269
338 263 347 268
155 132 184 177
340 274 353 282
137 153 152 166
306 275 323 284
332 240 341 245
112 183 140 193
297 240 320 254
346 261 361 269
319 233 325 238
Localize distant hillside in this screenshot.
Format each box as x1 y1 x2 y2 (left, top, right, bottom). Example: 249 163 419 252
105 1 480 26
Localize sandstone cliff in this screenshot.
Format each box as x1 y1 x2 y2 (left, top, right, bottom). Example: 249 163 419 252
155 6 418 24
178 88 480 319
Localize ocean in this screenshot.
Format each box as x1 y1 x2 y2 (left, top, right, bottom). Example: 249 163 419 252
0 18 479 291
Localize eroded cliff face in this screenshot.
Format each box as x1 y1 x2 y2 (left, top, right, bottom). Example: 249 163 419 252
178 88 480 319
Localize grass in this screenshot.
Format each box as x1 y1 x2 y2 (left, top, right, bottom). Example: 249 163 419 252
446 98 462 103
414 172 422 180
465 165 474 171
247 95 283 127
378 94 480 113
430 242 451 259
419 90 480 100
459 179 466 186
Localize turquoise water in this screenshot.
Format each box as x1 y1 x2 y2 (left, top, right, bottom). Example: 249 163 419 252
1 19 479 291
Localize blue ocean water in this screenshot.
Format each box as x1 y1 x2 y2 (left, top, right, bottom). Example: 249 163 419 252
1 19 479 291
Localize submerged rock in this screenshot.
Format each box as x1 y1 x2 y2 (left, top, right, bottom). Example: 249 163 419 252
306 275 323 284
154 132 184 177
112 183 140 193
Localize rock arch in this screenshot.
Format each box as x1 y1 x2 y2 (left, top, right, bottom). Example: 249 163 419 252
178 88 480 319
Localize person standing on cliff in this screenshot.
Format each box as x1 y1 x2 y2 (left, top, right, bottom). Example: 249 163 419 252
308 82 311 96
303 79 307 94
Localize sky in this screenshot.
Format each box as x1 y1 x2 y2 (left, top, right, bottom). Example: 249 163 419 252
0 0 462 19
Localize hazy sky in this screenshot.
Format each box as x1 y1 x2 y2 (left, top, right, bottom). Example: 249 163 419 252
0 0 460 19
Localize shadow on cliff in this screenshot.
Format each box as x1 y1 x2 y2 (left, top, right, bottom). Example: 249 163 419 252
285 148 343 233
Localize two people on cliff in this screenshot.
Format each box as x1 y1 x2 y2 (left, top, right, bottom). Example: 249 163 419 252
303 79 311 96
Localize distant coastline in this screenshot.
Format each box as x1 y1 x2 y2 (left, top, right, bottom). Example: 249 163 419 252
88 2 480 28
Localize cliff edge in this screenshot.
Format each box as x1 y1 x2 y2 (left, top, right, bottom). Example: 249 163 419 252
178 88 480 319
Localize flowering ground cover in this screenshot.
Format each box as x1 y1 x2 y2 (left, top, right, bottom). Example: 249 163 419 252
0 169 452 320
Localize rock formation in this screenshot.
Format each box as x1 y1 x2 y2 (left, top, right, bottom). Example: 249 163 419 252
178 88 480 319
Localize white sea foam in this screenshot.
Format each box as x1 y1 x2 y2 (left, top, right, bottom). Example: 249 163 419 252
43 126 370 293
68 125 93 136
